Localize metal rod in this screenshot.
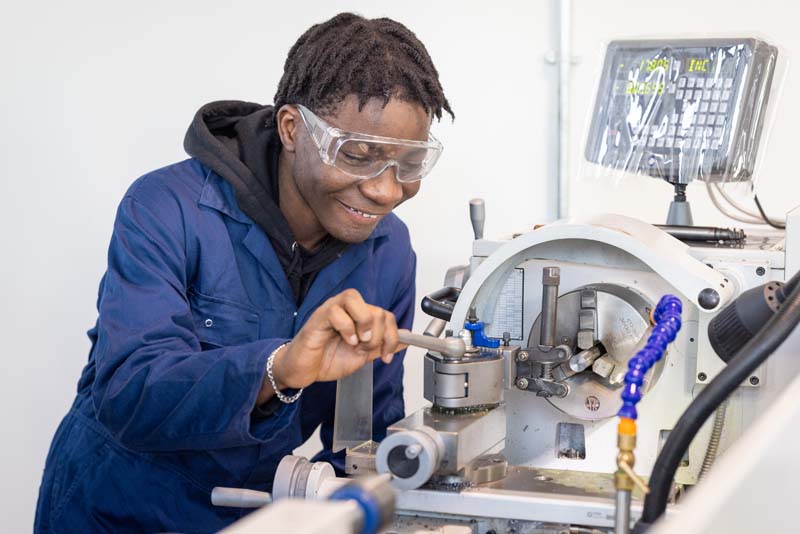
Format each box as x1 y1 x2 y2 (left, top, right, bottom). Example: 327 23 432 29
422 318 447 338
398 329 466 359
211 487 271 508
615 489 631 534
656 224 745 242
540 267 561 348
569 344 605 372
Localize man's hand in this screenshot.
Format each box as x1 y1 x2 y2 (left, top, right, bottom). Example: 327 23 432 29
257 289 405 404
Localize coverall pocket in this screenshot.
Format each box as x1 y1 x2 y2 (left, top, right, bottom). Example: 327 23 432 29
188 290 260 349
48 419 112 526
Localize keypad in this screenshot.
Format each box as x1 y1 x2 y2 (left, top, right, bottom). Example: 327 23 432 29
638 75 734 153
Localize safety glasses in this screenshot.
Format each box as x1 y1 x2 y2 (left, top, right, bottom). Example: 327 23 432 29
296 104 443 183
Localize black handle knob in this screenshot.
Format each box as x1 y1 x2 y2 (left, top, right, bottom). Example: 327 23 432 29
421 286 462 321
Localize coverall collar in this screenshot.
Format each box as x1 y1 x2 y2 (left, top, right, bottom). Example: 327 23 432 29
197 168 392 240
197 169 392 312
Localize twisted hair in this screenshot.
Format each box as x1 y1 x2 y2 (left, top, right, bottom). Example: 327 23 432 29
274 13 454 123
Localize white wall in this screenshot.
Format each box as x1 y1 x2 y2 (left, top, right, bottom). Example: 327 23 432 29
3 1 799 532
1 1 556 530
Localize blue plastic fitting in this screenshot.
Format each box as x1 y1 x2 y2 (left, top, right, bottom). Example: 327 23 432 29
329 484 382 534
617 295 683 421
463 321 501 348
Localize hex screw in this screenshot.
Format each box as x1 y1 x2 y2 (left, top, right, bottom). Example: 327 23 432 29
516 378 529 390
697 372 708 382
517 351 529 362
750 376 760 386
756 266 766 276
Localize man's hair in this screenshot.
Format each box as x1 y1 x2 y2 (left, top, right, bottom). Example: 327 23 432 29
274 13 454 123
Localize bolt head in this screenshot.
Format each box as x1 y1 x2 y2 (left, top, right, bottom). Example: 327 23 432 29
698 372 708 381
542 266 561 285
517 351 529 362
516 378 529 389
756 266 766 276
750 376 760 386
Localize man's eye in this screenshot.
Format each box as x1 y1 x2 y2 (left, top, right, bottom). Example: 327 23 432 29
340 152 370 165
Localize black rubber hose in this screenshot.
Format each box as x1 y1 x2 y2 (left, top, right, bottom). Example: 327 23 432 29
640 277 800 525
777 269 800 302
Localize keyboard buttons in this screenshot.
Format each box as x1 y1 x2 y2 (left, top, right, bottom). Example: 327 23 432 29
709 102 719 113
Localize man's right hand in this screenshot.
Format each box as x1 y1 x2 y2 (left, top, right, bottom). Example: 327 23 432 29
257 289 405 404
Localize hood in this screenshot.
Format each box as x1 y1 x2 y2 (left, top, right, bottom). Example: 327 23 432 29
184 100 348 304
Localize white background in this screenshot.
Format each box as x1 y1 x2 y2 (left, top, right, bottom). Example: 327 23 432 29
3 1 799 530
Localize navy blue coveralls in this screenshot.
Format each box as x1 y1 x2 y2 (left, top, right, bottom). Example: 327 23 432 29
34 158 414 532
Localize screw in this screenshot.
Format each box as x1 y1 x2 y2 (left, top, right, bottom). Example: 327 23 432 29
585 396 600 411
517 351 529 362
756 266 766 276
698 372 708 381
561 336 570 344
516 378 529 390
750 376 760 386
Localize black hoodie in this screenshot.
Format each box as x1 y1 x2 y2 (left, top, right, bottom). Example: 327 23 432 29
184 101 349 305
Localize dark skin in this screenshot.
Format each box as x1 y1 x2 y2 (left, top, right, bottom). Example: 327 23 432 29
256 94 431 404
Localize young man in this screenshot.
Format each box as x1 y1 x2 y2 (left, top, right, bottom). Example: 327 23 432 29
35 13 453 532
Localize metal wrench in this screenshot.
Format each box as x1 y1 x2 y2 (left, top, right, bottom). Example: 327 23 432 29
398 329 465 359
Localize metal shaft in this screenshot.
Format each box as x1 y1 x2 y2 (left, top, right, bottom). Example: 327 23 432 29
540 267 561 348
615 489 631 534
569 344 605 372
211 487 271 508
398 329 466 359
656 224 745 242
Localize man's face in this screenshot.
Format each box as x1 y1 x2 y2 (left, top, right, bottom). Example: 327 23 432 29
284 95 430 244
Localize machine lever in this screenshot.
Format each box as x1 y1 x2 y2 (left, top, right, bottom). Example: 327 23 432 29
398 329 466 359
618 461 650 495
421 286 462 321
469 198 485 240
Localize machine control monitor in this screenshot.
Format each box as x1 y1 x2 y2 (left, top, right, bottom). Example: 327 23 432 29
585 38 777 184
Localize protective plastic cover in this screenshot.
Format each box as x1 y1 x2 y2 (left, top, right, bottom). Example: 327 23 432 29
582 38 779 185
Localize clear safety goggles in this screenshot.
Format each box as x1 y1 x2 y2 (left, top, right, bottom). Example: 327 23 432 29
296 104 443 183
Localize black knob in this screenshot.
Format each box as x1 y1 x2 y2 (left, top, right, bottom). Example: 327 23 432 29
698 288 720 310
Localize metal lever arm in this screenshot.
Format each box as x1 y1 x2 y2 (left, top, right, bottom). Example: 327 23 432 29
398 329 466 359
